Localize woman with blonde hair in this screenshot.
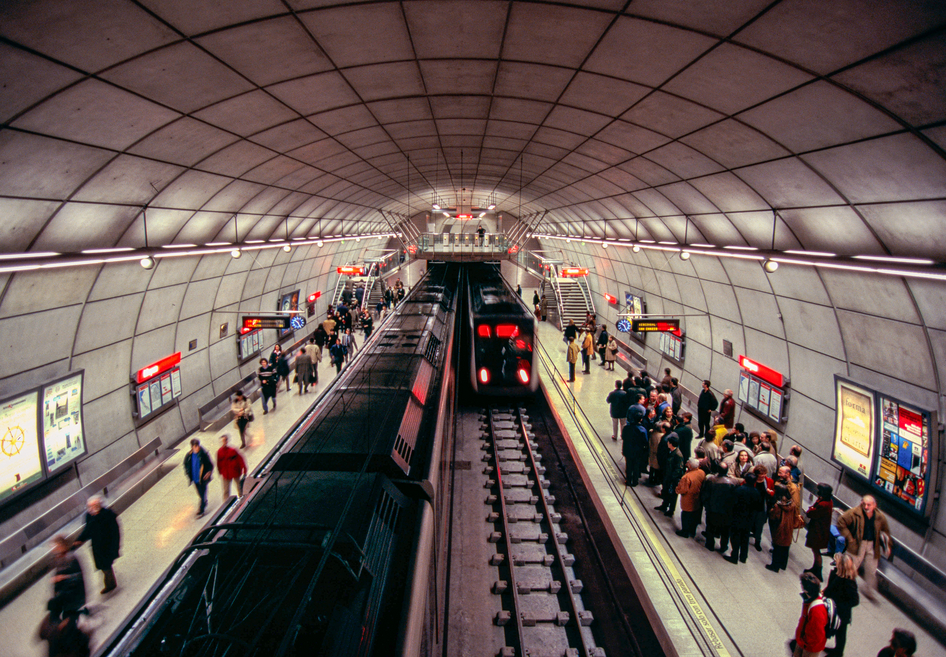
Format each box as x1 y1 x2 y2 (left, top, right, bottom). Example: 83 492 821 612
822 552 859 657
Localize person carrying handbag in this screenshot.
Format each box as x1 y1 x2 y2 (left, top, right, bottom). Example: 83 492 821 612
230 390 252 448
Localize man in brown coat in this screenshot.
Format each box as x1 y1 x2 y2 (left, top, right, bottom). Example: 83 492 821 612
837 495 891 600
675 459 705 538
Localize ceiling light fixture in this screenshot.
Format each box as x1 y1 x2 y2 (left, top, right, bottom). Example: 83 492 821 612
723 245 758 251
632 245 641 253
282 244 291 252
488 204 496 210
0 251 60 260
680 251 691 260
852 255 935 265
82 247 134 254
231 249 241 259
763 259 779 273
140 255 155 270
433 204 441 210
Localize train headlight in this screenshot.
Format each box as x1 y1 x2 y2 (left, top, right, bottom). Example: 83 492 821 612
517 359 531 384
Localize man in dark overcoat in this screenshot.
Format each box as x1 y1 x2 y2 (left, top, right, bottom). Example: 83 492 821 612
75 496 121 594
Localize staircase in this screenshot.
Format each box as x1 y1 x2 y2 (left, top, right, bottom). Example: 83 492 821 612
555 277 595 329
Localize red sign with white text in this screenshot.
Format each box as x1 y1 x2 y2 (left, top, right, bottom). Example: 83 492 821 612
136 352 181 384
561 267 589 277
738 355 784 388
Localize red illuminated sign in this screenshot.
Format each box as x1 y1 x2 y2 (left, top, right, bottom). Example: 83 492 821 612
457 214 473 220
604 293 617 304
738 355 784 388
561 267 589 277
307 291 321 303
632 319 681 336
337 265 363 275
507 245 520 254
136 352 181 384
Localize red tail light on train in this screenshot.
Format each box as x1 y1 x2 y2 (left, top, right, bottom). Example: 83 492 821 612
477 324 491 338
517 359 531 384
479 368 490 384
495 324 519 338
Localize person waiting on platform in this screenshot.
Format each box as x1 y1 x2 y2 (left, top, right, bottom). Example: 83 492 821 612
305 338 320 386
539 294 548 321
804 483 834 581
596 324 609 365
606 380 628 442
566 335 579 382
476 224 485 245
767 486 804 572
231 390 252 448
270 344 291 393
725 472 762 565
675 459 705 538
581 329 593 374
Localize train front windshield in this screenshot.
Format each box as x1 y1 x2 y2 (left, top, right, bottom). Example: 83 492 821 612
474 320 533 386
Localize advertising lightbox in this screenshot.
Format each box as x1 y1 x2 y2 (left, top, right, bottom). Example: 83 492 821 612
833 378 876 481
0 391 44 502
41 371 87 474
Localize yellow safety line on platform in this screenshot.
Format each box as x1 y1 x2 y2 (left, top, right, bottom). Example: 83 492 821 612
541 351 733 657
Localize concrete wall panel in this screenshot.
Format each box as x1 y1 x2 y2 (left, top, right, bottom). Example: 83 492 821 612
777 296 845 360
0 268 97 319
73 293 143 354
687 253 730 284
147 256 199 289
174 312 211 357
786 343 847 407
130 325 176 374
264 264 288 294
179 278 219 321
743 326 789 375
88 261 154 301
907 278 946 331
135 402 185 451
137 284 187 333
701 280 741 322
765 264 832 305
76 431 140 486
720 257 771 292
192 252 232 281
676 274 707 311
733 287 784 338
83 388 135 453
837 311 936 389
822 269 921 322
71 339 133 403
0 306 82 374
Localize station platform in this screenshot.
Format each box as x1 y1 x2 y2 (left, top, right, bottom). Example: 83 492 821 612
0 348 343 657
530 310 946 657
2 298 943 657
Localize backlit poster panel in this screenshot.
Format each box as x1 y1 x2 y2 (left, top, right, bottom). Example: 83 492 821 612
833 378 875 480
0 391 43 502
874 394 932 514
41 372 87 474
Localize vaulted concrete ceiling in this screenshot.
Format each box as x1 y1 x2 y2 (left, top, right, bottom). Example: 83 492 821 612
1 0 945 258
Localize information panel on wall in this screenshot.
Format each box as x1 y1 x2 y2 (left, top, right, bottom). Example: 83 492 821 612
41 372 87 474
0 391 44 502
737 357 787 426
238 328 263 361
832 376 936 517
133 354 182 424
658 331 685 363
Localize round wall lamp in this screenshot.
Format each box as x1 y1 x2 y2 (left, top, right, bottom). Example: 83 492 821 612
139 255 155 270
602 242 608 248
282 244 291 252
632 245 641 253
680 251 691 260
763 259 779 273
316 240 323 247
231 249 242 259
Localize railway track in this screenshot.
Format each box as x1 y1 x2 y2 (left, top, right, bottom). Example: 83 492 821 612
482 405 601 657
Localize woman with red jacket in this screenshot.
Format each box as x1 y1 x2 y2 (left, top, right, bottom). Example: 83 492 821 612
794 572 828 656
804 483 834 581
216 435 247 500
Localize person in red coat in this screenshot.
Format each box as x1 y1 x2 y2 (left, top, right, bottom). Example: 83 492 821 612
216 434 247 500
794 572 828 656
804 483 834 581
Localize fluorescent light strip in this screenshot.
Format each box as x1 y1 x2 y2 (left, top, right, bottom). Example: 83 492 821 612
160 243 197 249
205 242 231 246
245 239 265 244
658 241 677 245
0 251 60 260
785 250 835 257
81 247 135 254
853 255 935 265
723 245 758 251
691 243 715 248
639 240 656 243
686 249 764 261
877 269 946 281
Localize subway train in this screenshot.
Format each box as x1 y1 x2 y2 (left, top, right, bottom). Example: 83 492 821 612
465 263 539 396
99 264 460 657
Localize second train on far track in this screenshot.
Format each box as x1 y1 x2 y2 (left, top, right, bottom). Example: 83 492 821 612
466 263 539 396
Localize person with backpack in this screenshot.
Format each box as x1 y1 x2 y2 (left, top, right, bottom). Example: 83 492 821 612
822 552 859 657
793 572 829 656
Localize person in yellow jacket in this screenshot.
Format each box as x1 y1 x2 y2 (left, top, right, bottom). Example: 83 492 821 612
566 336 579 382
581 330 594 374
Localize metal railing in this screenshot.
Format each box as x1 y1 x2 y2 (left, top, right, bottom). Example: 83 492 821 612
414 232 512 255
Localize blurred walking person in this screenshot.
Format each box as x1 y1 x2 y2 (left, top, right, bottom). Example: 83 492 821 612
74 497 120 594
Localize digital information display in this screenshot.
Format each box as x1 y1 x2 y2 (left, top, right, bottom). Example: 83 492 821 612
0 391 43 502
832 377 935 517
242 316 290 331
738 370 786 425
135 366 182 423
874 393 932 515
42 372 86 474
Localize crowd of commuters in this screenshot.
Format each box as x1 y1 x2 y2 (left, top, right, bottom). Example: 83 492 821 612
557 301 914 657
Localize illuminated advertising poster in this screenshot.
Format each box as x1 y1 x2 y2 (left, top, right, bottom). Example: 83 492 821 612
874 395 932 514
149 380 162 412
42 372 87 474
0 391 43 502
757 383 771 416
769 388 782 423
738 372 749 404
278 290 300 337
833 379 875 480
